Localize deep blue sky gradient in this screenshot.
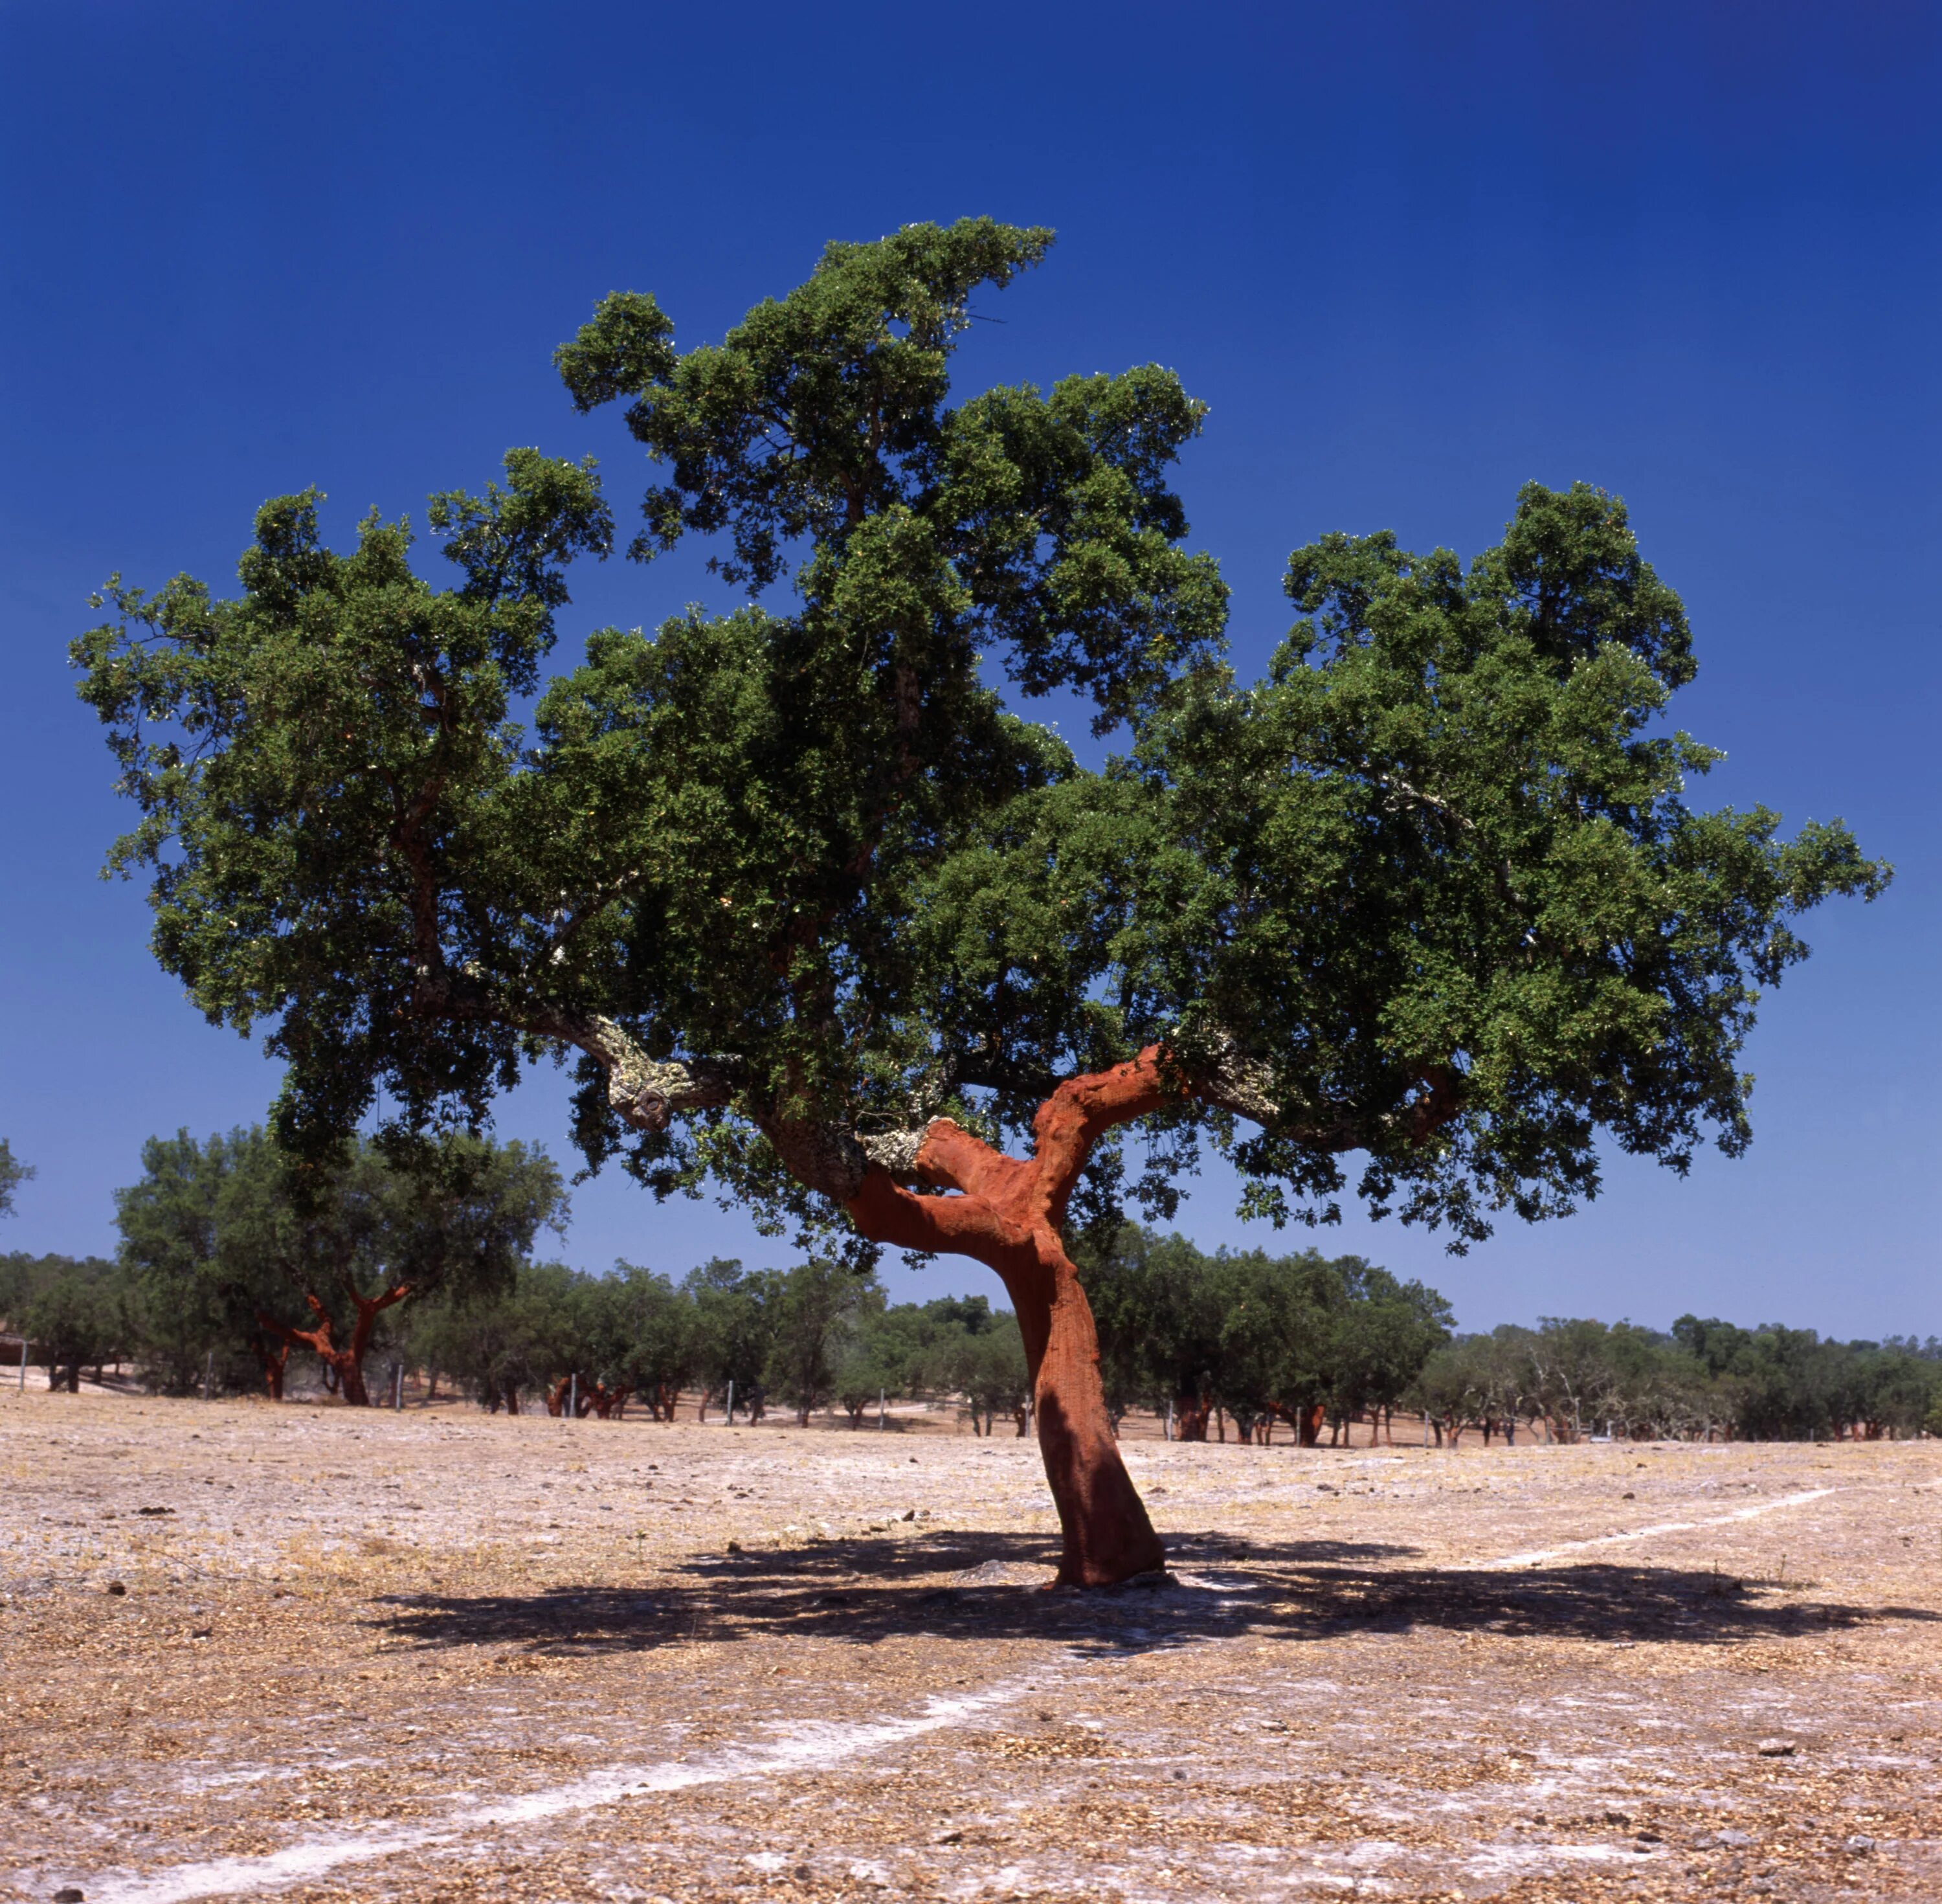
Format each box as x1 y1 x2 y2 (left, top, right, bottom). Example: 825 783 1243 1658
3 1 1936 1334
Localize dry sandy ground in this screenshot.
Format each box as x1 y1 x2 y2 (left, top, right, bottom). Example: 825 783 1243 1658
3 1391 1939 1904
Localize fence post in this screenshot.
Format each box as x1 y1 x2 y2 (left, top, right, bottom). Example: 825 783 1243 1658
878 1386 886 1429
201 1348 214 1402
568 1372 577 1420
17 1336 25 1393
393 1361 403 1411
725 1378 734 1426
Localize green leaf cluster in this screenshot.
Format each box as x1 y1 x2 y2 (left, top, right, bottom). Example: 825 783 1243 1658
74 219 1888 1252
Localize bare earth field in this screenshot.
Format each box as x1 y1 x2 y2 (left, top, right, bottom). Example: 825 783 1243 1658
3 1391 1939 1904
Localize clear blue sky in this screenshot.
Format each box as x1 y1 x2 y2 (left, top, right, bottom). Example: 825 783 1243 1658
2 1 1936 1336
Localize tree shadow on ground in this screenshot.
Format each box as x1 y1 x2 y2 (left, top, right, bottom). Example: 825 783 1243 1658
368 1527 1937 1660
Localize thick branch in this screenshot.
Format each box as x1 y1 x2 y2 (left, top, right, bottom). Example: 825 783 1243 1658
347 1282 412 1369
847 1032 1464 1262
257 1306 333 1358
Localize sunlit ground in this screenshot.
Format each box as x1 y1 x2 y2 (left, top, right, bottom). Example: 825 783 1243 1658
4 1389 1938 1903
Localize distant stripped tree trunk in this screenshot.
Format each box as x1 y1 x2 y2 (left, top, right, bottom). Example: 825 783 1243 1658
258 1283 409 1407
251 1334 289 1402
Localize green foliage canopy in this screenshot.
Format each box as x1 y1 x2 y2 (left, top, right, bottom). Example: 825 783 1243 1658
113 1125 565 1389
74 219 1888 1255
1409 1315 1942 1442
1078 1223 1452 1427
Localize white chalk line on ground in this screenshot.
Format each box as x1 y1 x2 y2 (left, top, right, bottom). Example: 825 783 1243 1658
77 1675 1044 1904
1482 1487 1839 1569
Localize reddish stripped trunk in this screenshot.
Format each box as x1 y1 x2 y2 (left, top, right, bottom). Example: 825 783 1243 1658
838 1042 1457 1584
1174 1394 1213 1442
1264 1400 1324 1446
844 1053 1184 1586
258 1284 409 1407
252 1336 289 1402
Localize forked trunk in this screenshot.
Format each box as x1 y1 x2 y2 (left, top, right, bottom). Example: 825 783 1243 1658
834 1044 1466 1582
258 1282 408 1411
845 1066 1171 1587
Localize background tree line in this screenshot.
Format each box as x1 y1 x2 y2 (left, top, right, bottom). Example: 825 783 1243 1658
1411 1317 1942 1445
1 1127 1937 1442
405 1260 1034 1429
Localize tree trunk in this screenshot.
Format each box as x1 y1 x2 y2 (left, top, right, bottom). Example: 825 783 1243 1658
845 1063 1172 1587
504 1380 521 1415
339 1354 371 1407
836 1029 1434 1578
252 1337 288 1402
1174 1394 1212 1441
258 1283 407 1410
